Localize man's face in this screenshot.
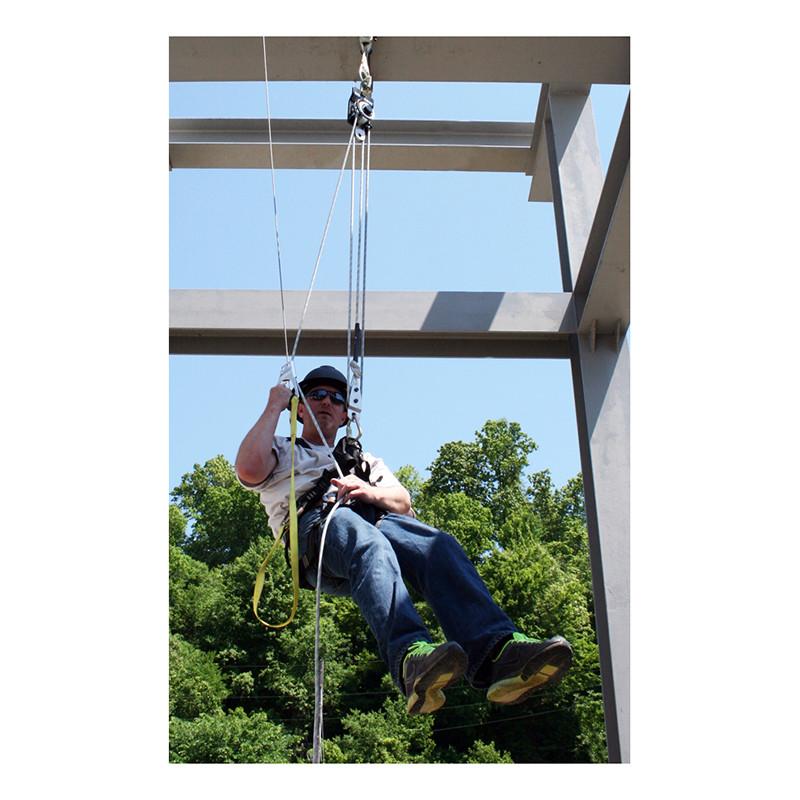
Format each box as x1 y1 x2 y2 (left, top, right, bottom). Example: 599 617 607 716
299 383 348 431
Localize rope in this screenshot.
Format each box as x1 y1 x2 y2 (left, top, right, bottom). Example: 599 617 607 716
257 35 376 765
359 129 371 397
290 119 359 360
311 497 345 763
261 37 290 360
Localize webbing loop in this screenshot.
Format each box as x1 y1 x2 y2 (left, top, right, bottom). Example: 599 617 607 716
252 394 301 629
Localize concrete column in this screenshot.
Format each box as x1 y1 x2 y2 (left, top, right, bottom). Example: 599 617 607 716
569 331 630 763
546 85 630 762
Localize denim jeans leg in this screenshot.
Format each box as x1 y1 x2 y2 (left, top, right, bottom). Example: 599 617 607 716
300 507 431 689
376 513 517 687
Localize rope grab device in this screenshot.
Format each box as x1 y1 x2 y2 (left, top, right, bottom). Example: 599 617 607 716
252 36 377 764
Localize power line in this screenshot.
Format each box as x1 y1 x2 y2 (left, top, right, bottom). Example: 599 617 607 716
433 707 564 733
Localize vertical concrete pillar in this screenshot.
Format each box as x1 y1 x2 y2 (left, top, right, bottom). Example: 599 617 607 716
546 85 630 762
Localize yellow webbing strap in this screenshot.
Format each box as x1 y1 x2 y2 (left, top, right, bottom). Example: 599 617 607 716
252 394 300 629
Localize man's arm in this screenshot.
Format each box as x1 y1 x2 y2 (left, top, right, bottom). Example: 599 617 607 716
331 475 412 516
235 383 293 485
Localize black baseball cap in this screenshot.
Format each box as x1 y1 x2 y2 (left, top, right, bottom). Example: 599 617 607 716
298 365 348 397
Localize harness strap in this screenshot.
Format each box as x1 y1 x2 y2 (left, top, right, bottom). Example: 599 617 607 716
252 394 301 629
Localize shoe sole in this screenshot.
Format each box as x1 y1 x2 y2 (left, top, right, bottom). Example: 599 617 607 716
406 643 468 715
486 639 573 706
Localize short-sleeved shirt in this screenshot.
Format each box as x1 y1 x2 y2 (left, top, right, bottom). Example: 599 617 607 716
239 436 403 539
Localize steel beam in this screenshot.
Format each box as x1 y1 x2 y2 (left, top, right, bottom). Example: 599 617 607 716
546 84 630 762
169 289 575 358
570 331 630 763
526 84 552 202
545 85 605 292
170 37 630 85
169 118 534 173
574 95 630 336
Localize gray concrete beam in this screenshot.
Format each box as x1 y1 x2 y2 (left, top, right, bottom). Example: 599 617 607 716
545 85 605 292
170 37 630 85
570 331 630 763
574 95 630 335
169 289 575 358
526 84 552 201
169 118 534 173
546 83 630 762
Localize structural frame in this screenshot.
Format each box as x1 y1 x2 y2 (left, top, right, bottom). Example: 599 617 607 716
169 35 631 763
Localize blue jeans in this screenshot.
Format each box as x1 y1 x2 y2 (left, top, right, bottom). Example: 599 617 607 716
297 506 517 689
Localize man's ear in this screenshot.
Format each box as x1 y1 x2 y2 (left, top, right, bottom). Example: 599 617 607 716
296 403 305 423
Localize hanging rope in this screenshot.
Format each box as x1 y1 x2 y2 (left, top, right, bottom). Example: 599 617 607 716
258 35 376 766
261 37 290 361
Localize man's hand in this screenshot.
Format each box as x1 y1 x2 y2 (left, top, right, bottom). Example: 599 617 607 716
331 474 377 505
330 475 413 516
235 382 293 486
268 383 294 412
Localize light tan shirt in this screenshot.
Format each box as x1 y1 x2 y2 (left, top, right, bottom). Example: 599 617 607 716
239 436 402 538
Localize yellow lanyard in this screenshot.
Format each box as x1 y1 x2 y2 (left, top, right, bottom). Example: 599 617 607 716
252 394 300 629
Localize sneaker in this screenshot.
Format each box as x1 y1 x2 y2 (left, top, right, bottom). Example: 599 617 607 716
402 640 467 715
486 633 573 706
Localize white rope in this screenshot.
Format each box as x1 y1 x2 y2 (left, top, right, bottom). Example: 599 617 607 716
347 141 356 376
261 37 290 361
258 37 375 765
359 128 371 397
311 497 345 764
291 119 359 360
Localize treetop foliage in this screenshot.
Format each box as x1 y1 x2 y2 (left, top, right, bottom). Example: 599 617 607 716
169 419 607 763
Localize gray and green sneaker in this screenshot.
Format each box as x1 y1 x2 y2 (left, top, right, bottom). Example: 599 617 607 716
486 633 573 706
402 640 467 715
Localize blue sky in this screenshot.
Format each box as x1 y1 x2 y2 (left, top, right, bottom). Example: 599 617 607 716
169 78 629 495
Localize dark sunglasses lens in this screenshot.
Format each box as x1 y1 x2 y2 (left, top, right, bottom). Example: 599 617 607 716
309 389 345 405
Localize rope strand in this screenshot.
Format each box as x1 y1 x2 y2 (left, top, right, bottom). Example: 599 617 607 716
261 37 290 360
291 119 359 360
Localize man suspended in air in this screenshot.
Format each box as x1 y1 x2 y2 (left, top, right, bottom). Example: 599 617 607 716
236 365 573 715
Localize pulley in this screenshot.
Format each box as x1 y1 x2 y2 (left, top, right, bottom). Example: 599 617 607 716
347 36 375 142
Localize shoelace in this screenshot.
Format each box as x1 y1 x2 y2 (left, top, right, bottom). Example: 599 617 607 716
493 632 542 662
402 641 438 677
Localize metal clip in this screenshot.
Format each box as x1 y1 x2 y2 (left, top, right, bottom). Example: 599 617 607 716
347 37 375 141
346 357 363 439
359 36 374 57
278 361 297 408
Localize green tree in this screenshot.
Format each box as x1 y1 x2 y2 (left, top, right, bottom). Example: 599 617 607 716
169 504 186 547
169 634 228 719
426 419 536 527
464 739 514 763
167 424 608 764
169 708 300 763
171 456 268 566
325 696 436 763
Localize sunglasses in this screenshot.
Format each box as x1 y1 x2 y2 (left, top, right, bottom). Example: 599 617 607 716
305 388 346 406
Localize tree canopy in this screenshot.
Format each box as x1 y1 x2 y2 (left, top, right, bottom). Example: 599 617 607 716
168 419 607 763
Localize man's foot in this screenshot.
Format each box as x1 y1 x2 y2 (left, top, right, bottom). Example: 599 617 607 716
486 633 573 706
402 640 467 715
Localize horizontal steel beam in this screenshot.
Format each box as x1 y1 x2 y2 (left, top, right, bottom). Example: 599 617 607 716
169 118 534 172
170 289 576 358
169 37 630 85
574 95 630 335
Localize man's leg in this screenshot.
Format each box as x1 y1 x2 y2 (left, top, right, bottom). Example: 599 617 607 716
299 507 465 707
376 513 572 697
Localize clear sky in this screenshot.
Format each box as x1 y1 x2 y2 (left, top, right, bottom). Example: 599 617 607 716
169 77 629 495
